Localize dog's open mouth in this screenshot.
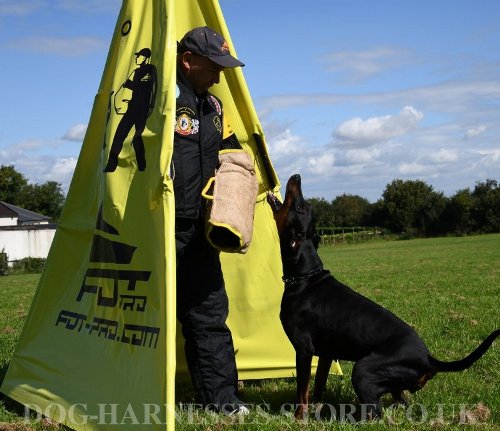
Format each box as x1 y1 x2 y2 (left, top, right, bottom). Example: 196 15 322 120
290 232 304 250
267 174 306 235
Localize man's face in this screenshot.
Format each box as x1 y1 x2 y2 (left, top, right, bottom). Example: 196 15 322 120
183 53 225 95
135 54 147 65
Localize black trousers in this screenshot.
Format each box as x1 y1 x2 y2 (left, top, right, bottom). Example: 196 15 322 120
175 217 241 408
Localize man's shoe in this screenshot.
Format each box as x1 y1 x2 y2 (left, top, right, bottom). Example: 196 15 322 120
227 404 250 416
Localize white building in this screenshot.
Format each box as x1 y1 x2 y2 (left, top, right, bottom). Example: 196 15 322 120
0 202 57 262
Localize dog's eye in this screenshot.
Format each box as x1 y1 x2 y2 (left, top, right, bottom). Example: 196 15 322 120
295 201 310 212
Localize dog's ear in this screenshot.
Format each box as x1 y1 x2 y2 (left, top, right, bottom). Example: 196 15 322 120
312 231 321 250
309 221 321 250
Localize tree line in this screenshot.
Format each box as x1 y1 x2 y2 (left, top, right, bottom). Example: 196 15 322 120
0 165 65 222
1 164 499 237
308 178 500 238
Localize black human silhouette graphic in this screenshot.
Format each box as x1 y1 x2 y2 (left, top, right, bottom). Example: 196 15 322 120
104 48 157 172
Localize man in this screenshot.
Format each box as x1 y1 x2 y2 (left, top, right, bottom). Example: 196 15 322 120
173 26 247 415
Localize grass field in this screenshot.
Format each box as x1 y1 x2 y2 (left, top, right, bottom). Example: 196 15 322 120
0 234 499 430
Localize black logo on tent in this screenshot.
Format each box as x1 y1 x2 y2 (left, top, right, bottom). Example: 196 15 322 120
104 47 157 173
55 205 159 349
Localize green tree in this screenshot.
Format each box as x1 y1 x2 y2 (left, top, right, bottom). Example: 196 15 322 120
0 165 29 206
331 194 371 227
442 188 474 235
471 179 500 233
365 199 387 228
381 179 446 237
307 197 335 227
0 165 65 221
23 181 65 221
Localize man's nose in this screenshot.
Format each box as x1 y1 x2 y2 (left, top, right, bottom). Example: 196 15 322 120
213 72 220 85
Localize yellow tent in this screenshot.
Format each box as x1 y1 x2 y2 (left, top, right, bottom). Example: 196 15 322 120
1 1 340 430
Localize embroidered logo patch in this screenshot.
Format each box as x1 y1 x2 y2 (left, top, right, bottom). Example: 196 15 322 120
208 95 222 115
175 107 199 135
213 116 222 134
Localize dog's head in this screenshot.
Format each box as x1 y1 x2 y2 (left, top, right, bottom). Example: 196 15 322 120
267 174 320 264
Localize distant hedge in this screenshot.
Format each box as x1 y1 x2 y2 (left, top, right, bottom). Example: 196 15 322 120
11 257 46 274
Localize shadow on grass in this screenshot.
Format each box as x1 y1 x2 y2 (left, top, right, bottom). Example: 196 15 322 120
0 365 7 387
236 375 377 423
1 363 23 418
0 366 382 426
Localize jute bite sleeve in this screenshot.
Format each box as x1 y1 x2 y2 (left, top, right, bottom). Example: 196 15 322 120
202 149 259 253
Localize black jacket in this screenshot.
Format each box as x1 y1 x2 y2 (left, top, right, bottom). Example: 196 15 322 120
172 70 223 219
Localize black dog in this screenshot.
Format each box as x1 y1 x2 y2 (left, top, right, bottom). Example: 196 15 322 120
267 174 499 419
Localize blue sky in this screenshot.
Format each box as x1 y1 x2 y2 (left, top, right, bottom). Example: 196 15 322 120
1 0 499 202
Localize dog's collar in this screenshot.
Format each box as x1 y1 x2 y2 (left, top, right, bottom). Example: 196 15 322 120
282 267 324 286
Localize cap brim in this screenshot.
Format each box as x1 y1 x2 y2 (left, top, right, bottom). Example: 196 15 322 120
208 55 245 68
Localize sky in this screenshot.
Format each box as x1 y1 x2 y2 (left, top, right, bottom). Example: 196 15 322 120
1 0 499 203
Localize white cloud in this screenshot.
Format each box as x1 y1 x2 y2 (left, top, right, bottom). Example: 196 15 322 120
427 148 459 163
47 157 77 184
398 162 427 175
464 125 487 139
0 138 77 192
307 152 335 175
8 139 45 154
7 37 106 57
57 0 120 13
475 149 500 163
264 126 499 201
63 124 87 141
343 148 382 165
260 80 500 117
267 128 302 156
0 0 119 15
1 136 77 157
331 145 389 171
0 1 44 15
3 154 76 193
264 125 337 192
321 47 413 82
334 106 423 145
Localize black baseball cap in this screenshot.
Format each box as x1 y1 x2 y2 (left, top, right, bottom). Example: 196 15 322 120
135 48 151 58
178 26 244 68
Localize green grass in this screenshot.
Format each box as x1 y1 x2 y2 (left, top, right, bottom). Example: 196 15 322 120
0 274 39 382
1 235 499 430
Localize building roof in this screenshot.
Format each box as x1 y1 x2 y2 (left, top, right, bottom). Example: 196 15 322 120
0 201 51 223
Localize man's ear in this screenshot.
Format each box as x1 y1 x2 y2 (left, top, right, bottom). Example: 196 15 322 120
180 51 192 72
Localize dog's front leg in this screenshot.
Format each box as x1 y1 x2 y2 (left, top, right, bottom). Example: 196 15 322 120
295 350 313 419
313 356 333 402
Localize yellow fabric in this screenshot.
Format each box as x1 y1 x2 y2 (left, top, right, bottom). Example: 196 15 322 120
222 112 235 140
1 2 176 430
1 1 341 430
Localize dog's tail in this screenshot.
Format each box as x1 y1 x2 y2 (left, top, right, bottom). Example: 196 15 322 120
430 329 499 372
